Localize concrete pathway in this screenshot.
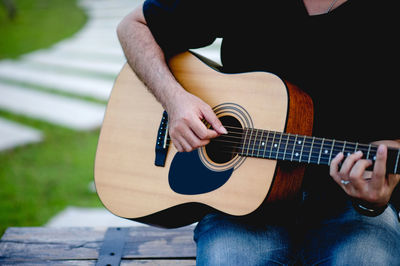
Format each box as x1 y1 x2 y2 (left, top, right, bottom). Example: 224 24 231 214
45 206 141 227
0 61 114 100
0 83 105 130
0 0 221 227
0 118 42 151
0 0 138 152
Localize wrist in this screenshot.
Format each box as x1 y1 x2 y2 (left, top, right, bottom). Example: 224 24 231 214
162 85 187 111
352 200 388 217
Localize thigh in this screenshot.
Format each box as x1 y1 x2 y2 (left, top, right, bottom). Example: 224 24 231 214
194 213 296 266
300 202 400 265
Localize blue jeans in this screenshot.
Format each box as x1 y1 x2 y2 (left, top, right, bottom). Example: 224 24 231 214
194 190 400 265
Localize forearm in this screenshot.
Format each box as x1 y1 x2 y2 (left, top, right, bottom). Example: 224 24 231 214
116 6 185 111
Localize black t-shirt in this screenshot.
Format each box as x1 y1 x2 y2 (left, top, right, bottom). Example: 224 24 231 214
143 0 400 209
143 0 398 145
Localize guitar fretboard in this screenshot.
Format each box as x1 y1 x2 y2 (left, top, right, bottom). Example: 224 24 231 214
227 128 400 174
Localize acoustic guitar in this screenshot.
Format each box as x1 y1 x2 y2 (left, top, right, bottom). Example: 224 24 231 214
94 52 400 228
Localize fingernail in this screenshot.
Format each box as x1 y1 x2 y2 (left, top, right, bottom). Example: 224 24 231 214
220 126 228 134
378 144 386 155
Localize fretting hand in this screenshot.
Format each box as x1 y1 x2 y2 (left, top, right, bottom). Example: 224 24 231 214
330 142 400 209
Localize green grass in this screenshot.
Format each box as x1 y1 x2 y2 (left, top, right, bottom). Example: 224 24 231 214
0 0 87 59
0 111 102 235
0 0 101 236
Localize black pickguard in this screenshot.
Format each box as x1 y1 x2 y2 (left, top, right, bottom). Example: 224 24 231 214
169 150 233 195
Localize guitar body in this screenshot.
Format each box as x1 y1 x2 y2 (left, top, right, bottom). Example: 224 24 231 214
94 52 313 228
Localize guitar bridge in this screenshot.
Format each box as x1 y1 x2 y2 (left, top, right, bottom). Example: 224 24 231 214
155 111 170 167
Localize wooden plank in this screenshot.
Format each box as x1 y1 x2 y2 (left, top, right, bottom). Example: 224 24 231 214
122 260 195 266
0 259 95 265
0 226 196 264
0 259 195 265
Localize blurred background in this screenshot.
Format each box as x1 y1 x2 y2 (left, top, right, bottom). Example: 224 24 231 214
0 0 221 235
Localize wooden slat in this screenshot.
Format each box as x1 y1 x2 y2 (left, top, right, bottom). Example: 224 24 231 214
121 260 195 266
0 259 195 265
0 226 196 264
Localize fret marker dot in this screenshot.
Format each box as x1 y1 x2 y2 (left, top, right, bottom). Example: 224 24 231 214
324 150 329 154
261 142 265 146
347 152 351 156
373 156 376 161
298 141 302 144
295 152 299 157
274 144 278 148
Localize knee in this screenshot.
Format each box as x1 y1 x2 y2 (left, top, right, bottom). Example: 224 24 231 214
194 215 256 265
194 213 293 265
329 236 397 265
196 229 249 265
302 205 400 265
319 225 400 265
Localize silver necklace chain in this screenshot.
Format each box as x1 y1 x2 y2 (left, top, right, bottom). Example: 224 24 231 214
326 0 340 13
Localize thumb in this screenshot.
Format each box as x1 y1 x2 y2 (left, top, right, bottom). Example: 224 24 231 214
371 144 387 188
202 107 227 135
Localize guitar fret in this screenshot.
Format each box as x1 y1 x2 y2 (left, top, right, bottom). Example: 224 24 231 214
257 130 264 157
317 138 325 165
368 146 378 161
319 139 332 165
270 131 276 158
299 136 306 163
262 130 270 158
291 134 298 161
246 129 254 156
328 139 335 165
359 144 370 159
242 128 249 156
308 137 315 163
344 142 359 157
342 141 347 154
367 144 372 160
275 133 283 160
283 133 290 160
258 130 263 157
252 129 258 156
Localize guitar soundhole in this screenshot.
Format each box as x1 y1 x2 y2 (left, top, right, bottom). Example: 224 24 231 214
206 116 242 164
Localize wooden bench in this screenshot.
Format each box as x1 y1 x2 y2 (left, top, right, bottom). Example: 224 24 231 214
0 226 196 265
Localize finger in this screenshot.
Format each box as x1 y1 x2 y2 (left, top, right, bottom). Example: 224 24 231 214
173 139 183 153
388 173 400 189
370 144 387 188
181 127 212 151
177 136 194 152
339 151 364 176
201 107 227 135
349 159 373 179
330 152 344 183
190 118 219 140
349 159 373 191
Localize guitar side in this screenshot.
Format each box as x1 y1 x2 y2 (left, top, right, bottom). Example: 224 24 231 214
94 52 313 228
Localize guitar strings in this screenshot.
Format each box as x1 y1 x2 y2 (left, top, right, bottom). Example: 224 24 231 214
207 125 379 149
162 125 397 172
208 139 380 160
209 133 380 155
164 125 398 156
166 124 368 149
166 133 381 157
207 141 374 158
208 144 378 165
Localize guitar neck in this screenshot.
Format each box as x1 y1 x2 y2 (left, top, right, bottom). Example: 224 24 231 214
226 128 400 174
